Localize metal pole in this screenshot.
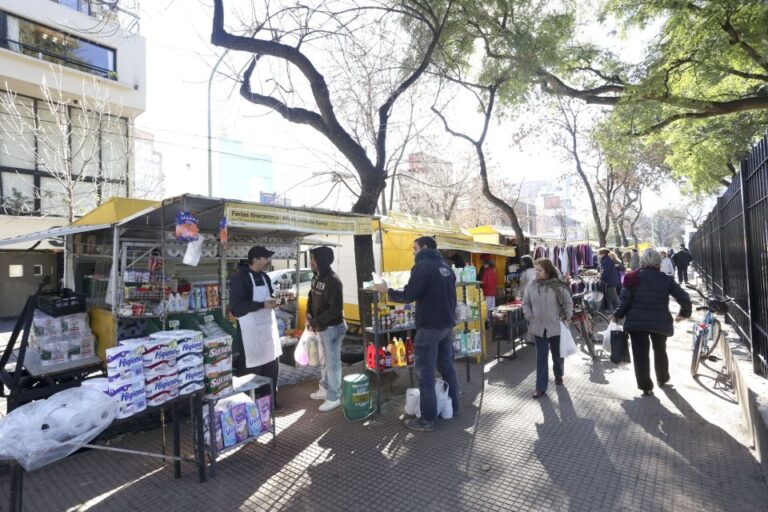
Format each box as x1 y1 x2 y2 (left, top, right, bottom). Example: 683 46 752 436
208 51 228 197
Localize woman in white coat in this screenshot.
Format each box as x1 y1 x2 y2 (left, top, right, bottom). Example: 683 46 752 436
230 246 283 411
660 251 675 277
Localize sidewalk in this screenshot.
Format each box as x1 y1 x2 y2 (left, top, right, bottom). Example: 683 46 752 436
1 298 767 511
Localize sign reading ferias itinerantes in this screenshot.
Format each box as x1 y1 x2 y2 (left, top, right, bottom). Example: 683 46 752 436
224 203 372 236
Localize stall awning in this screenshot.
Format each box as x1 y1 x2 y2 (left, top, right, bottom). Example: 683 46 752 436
73 197 160 226
435 235 516 257
0 223 111 248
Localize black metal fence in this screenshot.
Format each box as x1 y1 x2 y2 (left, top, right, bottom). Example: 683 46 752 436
689 133 768 377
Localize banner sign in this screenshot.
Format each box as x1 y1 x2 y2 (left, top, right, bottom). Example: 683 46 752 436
224 203 372 236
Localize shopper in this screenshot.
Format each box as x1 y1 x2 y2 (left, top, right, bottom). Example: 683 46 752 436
660 250 674 277
374 236 459 432
481 259 498 312
613 249 692 396
449 252 466 268
229 246 283 412
522 258 573 398
671 245 693 283
629 249 640 271
516 255 536 300
306 246 346 412
598 247 621 312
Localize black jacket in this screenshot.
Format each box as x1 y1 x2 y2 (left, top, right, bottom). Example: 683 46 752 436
672 249 693 268
387 248 457 329
613 268 692 337
307 270 344 331
229 262 274 318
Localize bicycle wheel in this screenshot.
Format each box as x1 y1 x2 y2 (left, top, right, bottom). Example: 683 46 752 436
704 319 721 357
580 322 596 359
590 312 610 336
691 331 703 377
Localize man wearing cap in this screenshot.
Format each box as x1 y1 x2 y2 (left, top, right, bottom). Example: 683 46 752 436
230 246 283 411
306 246 346 412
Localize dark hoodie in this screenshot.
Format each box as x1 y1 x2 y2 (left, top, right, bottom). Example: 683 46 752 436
387 248 457 329
307 247 344 331
229 260 274 318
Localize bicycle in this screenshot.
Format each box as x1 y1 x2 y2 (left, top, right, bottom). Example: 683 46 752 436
686 283 732 377
569 284 610 359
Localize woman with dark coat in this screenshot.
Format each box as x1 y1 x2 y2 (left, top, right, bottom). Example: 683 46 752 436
613 248 692 396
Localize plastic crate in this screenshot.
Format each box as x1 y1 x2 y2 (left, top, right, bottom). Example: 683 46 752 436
37 290 87 317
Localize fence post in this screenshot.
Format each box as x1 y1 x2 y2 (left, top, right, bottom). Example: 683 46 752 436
716 197 727 295
740 156 760 373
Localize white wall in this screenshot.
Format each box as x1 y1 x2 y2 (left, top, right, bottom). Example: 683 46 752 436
0 0 145 116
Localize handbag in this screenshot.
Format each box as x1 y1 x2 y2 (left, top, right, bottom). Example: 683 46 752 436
609 330 631 364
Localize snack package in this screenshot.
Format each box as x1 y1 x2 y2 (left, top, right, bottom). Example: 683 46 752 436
231 403 249 442
220 408 237 447
175 211 199 242
246 402 261 437
204 371 233 400
256 396 272 432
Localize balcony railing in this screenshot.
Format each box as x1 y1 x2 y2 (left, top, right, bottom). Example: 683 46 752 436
50 0 140 35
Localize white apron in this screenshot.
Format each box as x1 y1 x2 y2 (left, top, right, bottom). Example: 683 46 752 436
238 272 282 368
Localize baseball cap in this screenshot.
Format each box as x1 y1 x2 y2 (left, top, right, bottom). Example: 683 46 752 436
248 246 275 260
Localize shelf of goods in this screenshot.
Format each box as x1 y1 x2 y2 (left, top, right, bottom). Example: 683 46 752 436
453 281 486 384
360 289 416 413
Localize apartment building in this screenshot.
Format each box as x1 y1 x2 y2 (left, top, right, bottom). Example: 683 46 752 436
0 0 145 316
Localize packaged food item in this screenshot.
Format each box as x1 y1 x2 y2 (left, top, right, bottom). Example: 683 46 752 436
256 396 272 432
231 403 249 442
246 402 261 437
175 211 199 242
220 408 237 447
204 371 233 400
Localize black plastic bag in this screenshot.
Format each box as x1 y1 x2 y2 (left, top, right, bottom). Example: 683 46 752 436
610 330 631 364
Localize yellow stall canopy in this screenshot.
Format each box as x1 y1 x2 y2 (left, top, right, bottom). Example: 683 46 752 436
73 197 160 226
468 225 528 249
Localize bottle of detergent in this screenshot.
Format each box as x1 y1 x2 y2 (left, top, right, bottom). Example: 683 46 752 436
366 342 377 370
395 338 407 367
405 337 415 365
388 339 397 366
385 345 392 368
378 346 386 370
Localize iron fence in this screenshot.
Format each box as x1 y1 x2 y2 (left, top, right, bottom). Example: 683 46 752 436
689 132 768 377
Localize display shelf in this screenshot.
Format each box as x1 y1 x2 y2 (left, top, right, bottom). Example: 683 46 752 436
364 324 416 335
456 281 482 287
454 350 482 360
212 429 274 457
364 364 411 374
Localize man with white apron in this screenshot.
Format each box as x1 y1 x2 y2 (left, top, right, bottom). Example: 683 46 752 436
230 246 283 411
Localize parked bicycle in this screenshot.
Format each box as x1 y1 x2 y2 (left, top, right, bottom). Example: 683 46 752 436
569 279 610 359
686 283 732 376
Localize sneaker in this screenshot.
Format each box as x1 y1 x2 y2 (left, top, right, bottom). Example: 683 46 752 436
318 399 341 412
555 377 563 386
404 418 435 432
310 388 327 400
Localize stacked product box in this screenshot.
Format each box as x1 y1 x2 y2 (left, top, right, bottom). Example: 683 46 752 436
31 310 96 365
104 341 148 419
203 335 233 400
151 329 205 395
202 393 271 450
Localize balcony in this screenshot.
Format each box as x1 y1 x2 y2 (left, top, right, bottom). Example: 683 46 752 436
50 0 140 34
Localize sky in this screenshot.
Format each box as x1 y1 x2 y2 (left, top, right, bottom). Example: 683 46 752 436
134 0 681 219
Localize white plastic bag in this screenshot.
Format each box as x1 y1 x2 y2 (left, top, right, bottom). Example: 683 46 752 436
405 388 420 417
559 321 578 358
436 379 453 418
601 321 620 353
296 329 321 367
0 387 117 471
295 329 311 366
183 234 206 266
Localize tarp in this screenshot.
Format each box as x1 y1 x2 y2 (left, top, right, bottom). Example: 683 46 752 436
73 197 160 226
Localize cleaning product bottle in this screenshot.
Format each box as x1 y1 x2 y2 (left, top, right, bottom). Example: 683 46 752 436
378 345 386 370
452 264 462 283
461 330 469 354
366 342 377 370
405 336 415 365
385 345 392 368
388 339 397 366
395 338 406 367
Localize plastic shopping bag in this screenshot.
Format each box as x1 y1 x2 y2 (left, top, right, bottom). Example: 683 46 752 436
601 321 619 353
405 388 420 417
559 321 578 358
436 379 453 419
295 329 312 366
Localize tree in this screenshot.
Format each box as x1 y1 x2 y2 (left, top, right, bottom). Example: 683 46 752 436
396 151 472 220
651 207 686 248
209 0 454 288
0 70 129 222
537 0 768 192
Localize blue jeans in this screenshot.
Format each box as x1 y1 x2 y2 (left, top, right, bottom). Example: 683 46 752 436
414 327 460 421
318 322 346 401
535 335 563 392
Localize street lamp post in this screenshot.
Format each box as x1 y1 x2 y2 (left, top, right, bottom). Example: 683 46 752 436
207 51 228 197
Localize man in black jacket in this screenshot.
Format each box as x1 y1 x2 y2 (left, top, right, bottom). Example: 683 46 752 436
306 246 346 412
671 245 693 283
374 236 459 432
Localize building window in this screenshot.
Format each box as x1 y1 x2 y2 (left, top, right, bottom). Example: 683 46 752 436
9 264 23 278
52 1 91 15
0 90 129 217
33 264 43 276
0 10 116 79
